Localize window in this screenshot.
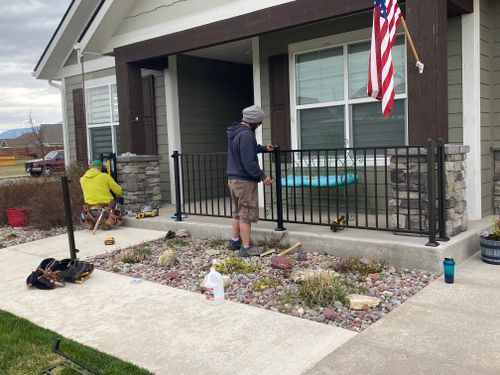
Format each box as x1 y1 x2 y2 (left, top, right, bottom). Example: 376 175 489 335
86 83 119 160
292 35 406 150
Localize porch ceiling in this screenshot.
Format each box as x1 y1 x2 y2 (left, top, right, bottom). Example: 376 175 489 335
184 39 253 65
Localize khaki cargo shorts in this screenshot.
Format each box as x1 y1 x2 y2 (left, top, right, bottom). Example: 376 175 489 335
228 179 259 223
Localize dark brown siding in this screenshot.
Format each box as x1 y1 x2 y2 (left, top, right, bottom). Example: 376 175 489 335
72 88 87 162
406 0 448 144
115 56 145 154
142 75 157 155
269 54 291 150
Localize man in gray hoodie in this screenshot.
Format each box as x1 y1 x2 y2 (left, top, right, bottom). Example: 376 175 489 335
227 105 273 256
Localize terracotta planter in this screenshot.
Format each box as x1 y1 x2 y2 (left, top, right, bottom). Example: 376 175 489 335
479 237 500 265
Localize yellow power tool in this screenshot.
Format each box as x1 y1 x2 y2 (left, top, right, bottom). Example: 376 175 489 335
136 208 160 219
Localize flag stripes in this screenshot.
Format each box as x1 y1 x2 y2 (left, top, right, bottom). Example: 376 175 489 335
367 0 402 117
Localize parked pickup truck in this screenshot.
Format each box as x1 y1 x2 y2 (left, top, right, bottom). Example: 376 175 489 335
25 150 65 176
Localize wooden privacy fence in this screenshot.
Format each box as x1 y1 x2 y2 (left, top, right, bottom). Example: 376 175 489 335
0 156 16 166
0 146 61 159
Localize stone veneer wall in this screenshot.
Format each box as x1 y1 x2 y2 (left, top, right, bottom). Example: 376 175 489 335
389 145 469 237
116 155 162 212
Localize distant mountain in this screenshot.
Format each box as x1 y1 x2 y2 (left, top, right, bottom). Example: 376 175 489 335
0 127 33 139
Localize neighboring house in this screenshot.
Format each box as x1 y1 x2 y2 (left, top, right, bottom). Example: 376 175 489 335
34 0 496 223
0 124 63 148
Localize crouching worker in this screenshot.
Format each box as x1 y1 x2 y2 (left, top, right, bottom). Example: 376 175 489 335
80 160 123 230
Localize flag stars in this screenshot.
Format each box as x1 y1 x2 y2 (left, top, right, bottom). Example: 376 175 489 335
376 0 388 19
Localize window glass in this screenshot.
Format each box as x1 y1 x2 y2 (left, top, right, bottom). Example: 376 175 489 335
299 106 345 149
111 84 119 122
352 100 405 148
348 36 405 99
392 37 406 94
296 47 343 105
90 127 112 160
44 151 58 160
348 41 370 99
87 86 111 125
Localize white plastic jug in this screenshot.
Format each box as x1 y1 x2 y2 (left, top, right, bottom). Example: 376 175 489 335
203 267 224 305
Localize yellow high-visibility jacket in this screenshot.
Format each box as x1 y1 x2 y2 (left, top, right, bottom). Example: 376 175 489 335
80 168 123 205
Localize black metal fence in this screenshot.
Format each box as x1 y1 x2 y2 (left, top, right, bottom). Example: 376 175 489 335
172 140 446 245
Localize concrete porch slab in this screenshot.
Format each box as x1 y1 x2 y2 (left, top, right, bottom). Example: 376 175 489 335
124 206 491 274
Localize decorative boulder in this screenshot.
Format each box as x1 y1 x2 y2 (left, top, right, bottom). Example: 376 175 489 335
347 294 382 310
271 256 293 270
157 248 176 267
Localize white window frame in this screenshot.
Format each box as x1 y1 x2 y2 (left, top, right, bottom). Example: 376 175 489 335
288 28 408 156
84 76 119 159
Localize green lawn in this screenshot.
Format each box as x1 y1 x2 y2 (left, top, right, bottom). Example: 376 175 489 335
0 310 153 375
0 160 28 178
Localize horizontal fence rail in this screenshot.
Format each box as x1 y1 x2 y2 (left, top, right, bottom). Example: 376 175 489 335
172 142 445 243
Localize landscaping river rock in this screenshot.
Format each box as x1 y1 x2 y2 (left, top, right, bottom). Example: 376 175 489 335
89 235 436 332
0 225 71 248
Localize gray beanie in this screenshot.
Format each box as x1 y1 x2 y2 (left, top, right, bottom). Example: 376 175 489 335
242 105 265 124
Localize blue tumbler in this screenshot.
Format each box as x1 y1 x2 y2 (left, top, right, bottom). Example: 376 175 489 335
443 258 455 284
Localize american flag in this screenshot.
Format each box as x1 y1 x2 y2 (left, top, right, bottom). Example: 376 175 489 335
367 0 402 117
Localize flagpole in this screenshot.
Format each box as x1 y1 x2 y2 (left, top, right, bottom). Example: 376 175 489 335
400 16 424 74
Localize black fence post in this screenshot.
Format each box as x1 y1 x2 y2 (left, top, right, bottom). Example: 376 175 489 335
171 151 182 221
61 176 78 259
436 139 449 241
426 139 439 247
274 146 286 231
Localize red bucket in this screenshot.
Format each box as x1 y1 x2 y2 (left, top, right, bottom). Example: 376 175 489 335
6 208 29 227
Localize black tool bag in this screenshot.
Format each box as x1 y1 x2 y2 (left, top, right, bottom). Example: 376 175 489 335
26 258 94 290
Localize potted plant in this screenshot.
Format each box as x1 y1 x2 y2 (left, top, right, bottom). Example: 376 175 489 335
479 216 500 265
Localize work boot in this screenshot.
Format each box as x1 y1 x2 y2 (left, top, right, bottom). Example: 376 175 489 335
228 238 254 251
239 244 262 257
227 237 242 250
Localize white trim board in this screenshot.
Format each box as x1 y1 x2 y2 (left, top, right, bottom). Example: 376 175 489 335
103 0 296 53
165 56 182 205
252 37 265 208
462 0 481 220
55 56 116 80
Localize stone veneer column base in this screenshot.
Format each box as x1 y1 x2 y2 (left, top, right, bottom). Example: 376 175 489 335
388 145 469 238
116 155 162 212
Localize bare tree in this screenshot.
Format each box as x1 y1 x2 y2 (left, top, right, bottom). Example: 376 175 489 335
24 108 45 158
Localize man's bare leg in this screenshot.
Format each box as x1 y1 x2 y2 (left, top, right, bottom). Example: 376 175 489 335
240 221 251 247
232 218 240 240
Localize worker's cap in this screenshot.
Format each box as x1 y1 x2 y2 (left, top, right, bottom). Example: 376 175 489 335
90 160 103 168
242 105 265 124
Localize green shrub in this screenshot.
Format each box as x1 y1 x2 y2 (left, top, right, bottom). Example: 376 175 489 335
213 257 261 275
334 257 385 276
119 246 151 264
297 271 359 307
0 163 86 229
165 238 188 248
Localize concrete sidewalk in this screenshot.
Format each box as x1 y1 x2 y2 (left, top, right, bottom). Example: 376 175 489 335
0 227 355 375
307 251 500 375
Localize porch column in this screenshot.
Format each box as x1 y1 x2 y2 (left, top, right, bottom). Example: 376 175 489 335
115 52 146 154
406 0 448 144
462 0 481 220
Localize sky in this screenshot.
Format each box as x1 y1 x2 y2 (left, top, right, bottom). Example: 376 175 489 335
0 0 70 132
